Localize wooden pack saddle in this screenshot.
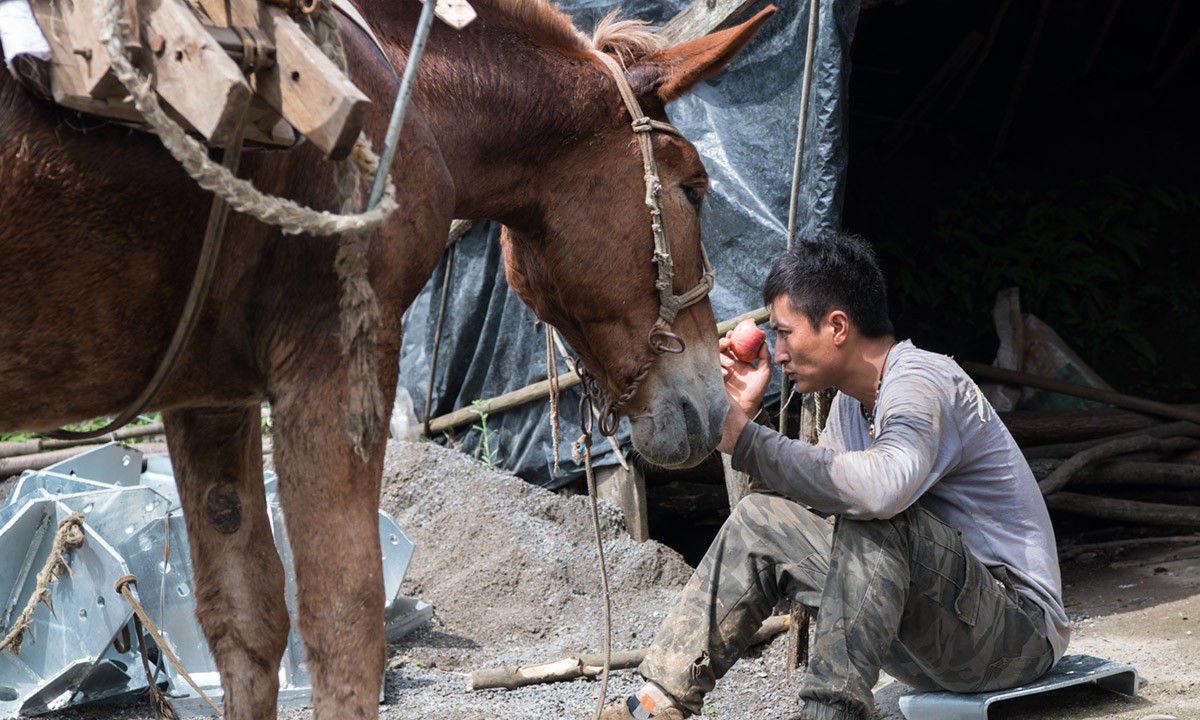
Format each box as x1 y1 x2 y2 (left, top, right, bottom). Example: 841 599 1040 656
28 0 473 158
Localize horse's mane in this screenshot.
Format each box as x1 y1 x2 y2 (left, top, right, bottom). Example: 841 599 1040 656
475 0 664 62
591 10 663 65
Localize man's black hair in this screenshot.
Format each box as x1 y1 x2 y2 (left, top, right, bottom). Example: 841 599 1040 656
762 232 895 338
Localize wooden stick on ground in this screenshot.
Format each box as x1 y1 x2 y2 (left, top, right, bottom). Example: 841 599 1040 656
468 614 790 691
1059 534 1200 560
1024 421 1200 460
0 442 165 476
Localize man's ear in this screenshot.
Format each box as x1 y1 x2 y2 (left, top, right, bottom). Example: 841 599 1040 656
828 310 850 347
631 6 776 105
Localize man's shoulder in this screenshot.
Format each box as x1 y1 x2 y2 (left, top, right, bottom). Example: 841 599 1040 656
883 342 979 415
887 342 966 391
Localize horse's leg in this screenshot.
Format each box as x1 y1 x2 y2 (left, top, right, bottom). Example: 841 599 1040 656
268 352 395 719
164 406 290 720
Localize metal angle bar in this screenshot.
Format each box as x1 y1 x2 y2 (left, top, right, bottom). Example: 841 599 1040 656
2 508 50 630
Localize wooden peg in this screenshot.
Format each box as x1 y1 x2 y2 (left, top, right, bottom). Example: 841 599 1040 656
138 0 253 146
252 4 369 159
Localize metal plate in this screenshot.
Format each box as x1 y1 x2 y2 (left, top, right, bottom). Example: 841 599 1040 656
1 444 429 718
898 655 1139 720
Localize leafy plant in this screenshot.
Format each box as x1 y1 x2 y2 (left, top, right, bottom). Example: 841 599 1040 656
469 400 503 469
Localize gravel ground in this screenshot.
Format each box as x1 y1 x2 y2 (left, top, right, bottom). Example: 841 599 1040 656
9 440 1200 720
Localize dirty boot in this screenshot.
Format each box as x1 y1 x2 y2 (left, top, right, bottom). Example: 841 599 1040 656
598 697 689 720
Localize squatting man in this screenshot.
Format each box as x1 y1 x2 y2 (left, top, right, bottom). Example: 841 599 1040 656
602 233 1069 720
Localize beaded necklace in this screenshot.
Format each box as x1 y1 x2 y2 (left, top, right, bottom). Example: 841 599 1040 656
859 343 897 440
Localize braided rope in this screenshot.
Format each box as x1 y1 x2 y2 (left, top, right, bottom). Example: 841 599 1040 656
1 513 86 655
94 0 398 237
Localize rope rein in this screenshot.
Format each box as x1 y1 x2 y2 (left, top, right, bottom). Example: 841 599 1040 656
568 49 718 720
116 575 226 717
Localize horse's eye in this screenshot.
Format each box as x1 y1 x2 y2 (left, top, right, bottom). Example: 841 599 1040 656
683 186 704 208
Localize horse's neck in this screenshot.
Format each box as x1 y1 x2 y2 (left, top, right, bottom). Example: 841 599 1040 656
380 1 603 224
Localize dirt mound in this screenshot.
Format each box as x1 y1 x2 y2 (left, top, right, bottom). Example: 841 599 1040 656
381 440 693 668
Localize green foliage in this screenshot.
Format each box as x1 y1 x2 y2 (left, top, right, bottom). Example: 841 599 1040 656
469 400 503 469
879 176 1200 398
1 413 163 442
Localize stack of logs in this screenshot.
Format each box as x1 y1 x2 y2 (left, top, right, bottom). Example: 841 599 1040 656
1004 408 1200 530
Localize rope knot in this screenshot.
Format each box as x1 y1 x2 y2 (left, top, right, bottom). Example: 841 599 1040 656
630 117 653 133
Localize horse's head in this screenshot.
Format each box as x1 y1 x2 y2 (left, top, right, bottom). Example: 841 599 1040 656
502 7 775 468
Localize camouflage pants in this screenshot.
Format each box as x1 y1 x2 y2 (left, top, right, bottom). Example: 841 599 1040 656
639 494 1054 719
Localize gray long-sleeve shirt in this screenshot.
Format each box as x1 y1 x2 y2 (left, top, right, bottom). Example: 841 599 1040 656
731 340 1070 661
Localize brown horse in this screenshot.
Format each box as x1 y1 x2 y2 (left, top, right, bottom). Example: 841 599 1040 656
0 1 772 716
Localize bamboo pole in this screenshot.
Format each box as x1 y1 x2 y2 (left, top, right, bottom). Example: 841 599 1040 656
425 306 773 435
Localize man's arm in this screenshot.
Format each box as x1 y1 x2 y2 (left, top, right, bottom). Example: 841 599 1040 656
729 374 948 519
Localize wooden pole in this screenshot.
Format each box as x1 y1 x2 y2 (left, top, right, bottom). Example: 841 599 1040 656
961 362 1200 426
780 0 821 441
0 442 165 476
0 422 165 458
425 307 773 435
1046 492 1200 528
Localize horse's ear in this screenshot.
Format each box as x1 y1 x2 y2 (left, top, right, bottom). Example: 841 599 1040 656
634 6 776 104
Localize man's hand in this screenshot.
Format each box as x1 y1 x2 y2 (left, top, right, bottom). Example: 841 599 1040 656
716 327 771 454
718 331 771 417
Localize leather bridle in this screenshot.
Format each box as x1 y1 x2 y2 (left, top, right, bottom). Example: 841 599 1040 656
578 51 716 437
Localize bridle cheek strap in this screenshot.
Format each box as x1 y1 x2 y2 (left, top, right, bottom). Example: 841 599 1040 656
591 51 716 329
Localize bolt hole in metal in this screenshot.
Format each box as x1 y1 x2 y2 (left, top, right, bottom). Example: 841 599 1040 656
78 609 87 620
82 503 94 513
96 596 105 608
388 533 399 545
176 585 189 597
121 454 131 467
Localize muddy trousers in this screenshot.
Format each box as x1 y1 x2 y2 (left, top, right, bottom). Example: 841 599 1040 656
638 494 1054 720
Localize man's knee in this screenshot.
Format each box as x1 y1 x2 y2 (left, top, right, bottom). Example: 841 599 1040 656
727 493 830 552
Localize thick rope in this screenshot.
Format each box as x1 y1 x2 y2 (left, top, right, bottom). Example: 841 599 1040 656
1 513 86 655
94 0 397 237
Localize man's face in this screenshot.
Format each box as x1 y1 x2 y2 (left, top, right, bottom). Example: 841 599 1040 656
769 295 842 393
